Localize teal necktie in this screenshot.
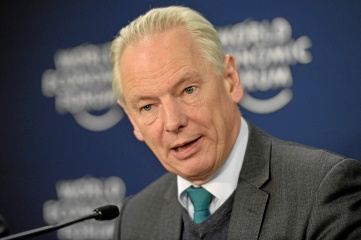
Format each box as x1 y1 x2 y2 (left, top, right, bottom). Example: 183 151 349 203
186 186 213 224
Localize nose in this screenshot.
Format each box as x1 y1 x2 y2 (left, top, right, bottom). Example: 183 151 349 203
162 98 187 133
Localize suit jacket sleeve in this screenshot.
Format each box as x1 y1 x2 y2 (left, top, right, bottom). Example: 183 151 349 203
306 158 361 239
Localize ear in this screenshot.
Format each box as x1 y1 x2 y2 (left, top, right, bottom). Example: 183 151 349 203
117 100 145 142
223 54 244 104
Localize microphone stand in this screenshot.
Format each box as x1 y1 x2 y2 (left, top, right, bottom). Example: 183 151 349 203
0 205 119 240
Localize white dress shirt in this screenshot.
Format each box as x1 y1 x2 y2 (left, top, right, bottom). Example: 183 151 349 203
177 117 249 220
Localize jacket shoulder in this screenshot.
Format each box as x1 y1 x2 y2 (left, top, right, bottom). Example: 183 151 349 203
126 172 177 210
114 173 179 239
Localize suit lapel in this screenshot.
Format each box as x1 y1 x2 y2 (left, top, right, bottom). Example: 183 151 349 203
228 122 271 239
158 175 183 240
228 179 269 239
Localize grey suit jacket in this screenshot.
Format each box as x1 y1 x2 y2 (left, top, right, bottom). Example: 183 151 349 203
114 122 361 239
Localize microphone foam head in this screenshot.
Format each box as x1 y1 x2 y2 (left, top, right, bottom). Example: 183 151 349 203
93 205 120 220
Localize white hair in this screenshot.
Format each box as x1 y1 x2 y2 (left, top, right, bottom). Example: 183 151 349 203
110 6 225 106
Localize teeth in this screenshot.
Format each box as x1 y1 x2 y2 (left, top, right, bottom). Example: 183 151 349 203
173 137 201 152
176 146 186 152
175 140 195 152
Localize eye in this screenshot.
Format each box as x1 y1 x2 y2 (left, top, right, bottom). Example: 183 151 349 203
142 104 152 112
184 86 195 94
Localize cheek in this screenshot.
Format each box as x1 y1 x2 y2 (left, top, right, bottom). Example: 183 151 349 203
140 124 164 150
142 129 160 144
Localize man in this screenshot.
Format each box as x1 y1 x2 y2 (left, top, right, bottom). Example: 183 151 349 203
110 6 361 239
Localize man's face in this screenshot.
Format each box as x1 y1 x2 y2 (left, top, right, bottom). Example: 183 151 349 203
119 26 243 185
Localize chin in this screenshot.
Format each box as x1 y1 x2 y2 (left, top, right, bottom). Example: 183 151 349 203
179 167 214 183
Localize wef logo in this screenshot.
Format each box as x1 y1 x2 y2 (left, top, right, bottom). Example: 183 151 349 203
218 17 312 114
41 43 123 132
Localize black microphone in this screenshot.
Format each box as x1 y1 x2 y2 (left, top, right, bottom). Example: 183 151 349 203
0 205 119 240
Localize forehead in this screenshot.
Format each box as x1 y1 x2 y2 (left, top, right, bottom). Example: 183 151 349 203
120 26 197 74
119 27 211 101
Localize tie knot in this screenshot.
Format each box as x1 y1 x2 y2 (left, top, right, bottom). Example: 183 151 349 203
186 186 213 223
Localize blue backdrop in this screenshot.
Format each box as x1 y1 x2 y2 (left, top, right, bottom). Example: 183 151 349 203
1 1 360 239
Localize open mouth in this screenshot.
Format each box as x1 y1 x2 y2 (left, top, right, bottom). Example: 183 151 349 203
173 137 201 152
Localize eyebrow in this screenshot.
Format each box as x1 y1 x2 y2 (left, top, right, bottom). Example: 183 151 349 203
128 95 153 110
172 71 201 91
